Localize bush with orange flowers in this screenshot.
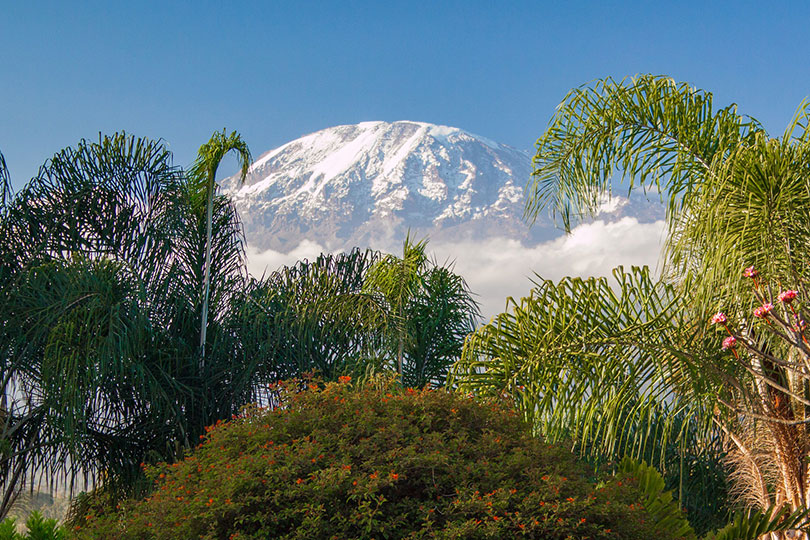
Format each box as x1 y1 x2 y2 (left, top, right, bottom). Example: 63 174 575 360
70 376 691 539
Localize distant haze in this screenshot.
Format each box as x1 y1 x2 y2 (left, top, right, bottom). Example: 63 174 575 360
224 121 666 320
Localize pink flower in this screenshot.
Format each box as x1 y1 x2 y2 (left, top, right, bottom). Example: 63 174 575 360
710 312 728 325
753 303 774 318
722 336 737 350
743 266 759 278
778 290 798 304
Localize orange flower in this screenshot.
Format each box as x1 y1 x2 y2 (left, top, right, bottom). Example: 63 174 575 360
580 518 586 524
369 471 378 479
296 478 304 484
492 515 500 521
338 375 352 384
390 472 399 480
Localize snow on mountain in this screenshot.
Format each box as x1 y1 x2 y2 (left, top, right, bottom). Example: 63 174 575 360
222 121 666 318
225 121 538 252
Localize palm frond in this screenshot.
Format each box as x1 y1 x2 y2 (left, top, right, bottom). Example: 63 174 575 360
448 266 719 471
0 149 11 210
526 74 763 231
618 457 696 539
703 505 810 540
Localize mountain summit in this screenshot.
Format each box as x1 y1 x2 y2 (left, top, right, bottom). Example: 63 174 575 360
222 121 662 254
222 121 545 252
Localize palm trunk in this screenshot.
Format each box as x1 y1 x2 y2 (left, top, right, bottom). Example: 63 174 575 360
397 337 403 378
199 176 215 363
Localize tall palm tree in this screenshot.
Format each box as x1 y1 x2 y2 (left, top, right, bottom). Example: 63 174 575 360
0 133 258 517
365 235 479 387
449 75 810 533
188 129 251 360
364 234 430 377
241 243 477 389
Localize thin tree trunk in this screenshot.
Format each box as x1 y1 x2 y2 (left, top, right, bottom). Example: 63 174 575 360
397 337 403 378
199 176 215 363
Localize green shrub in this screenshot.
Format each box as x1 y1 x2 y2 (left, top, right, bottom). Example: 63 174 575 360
0 511 66 540
0 517 16 540
71 377 692 539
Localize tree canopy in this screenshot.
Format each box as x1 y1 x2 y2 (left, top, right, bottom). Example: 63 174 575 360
451 75 810 533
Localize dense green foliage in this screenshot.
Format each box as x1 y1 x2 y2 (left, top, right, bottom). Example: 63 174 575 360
449 267 729 532
70 377 691 540
237 248 387 383
240 238 478 390
450 74 810 535
0 511 66 540
364 236 480 388
0 136 478 518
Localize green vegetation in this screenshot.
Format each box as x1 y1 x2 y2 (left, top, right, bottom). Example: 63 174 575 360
70 376 692 540
0 511 66 540
451 75 810 535
238 238 478 390
0 134 476 521
3 74 810 538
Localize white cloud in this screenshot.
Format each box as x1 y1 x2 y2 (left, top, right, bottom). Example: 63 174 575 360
245 239 336 278
244 217 667 322
596 194 629 215
430 218 667 321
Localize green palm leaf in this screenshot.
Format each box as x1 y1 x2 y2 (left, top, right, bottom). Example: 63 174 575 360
525 74 762 231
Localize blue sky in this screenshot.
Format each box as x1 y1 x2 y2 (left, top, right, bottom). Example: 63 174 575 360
2 1 809 189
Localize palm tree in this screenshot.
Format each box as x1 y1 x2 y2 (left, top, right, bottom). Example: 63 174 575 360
401 261 480 388
0 133 259 517
365 235 479 387
188 129 251 360
238 248 388 383
449 75 810 533
241 242 478 389
364 234 430 377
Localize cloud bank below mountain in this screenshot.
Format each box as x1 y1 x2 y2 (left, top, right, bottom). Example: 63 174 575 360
245 217 667 321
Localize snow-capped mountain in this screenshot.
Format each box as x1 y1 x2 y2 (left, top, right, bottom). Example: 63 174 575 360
222 121 666 318
223 121 660 253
